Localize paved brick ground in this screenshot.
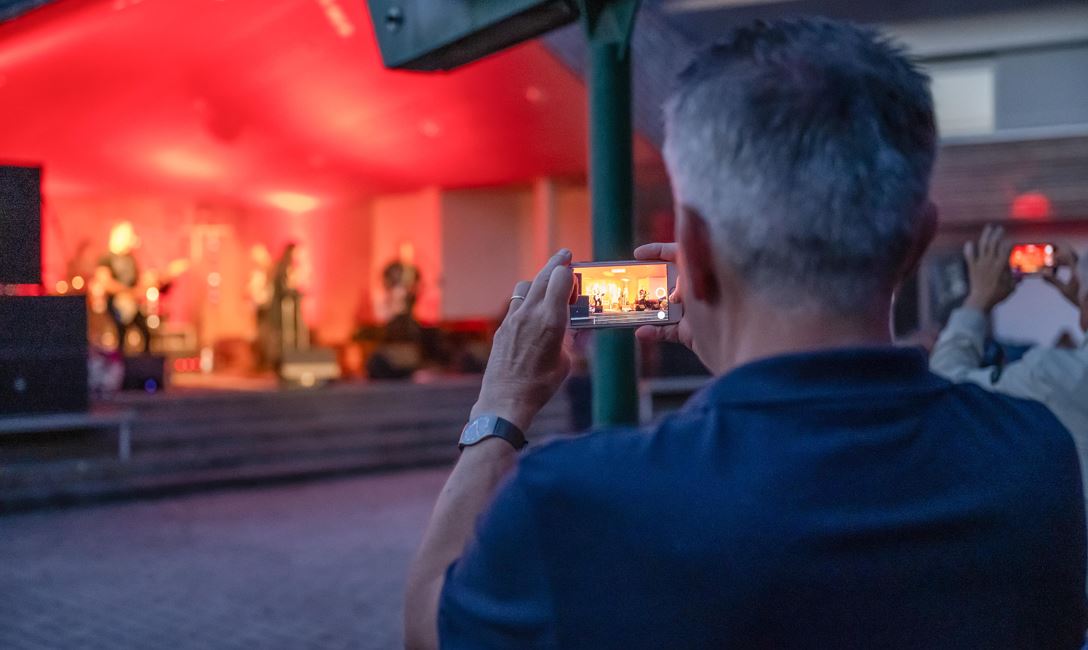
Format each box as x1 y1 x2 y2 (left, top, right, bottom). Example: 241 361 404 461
0 468 450 650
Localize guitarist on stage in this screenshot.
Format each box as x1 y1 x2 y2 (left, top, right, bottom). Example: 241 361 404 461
93 221 187 354
94 221 152 353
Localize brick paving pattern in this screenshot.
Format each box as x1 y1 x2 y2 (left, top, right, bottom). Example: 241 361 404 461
0 468 450 650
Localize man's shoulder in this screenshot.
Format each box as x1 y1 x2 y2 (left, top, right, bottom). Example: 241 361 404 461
514 408 709 495
520 427 650 474
947 377 1060 417
943 379 1075 453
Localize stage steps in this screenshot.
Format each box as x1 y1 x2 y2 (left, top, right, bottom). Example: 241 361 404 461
0 378 573 511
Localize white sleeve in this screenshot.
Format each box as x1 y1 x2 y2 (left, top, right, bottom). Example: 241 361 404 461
930 306 1052 403
930 307 992 383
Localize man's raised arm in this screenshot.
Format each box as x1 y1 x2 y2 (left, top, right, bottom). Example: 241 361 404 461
403 250 573 650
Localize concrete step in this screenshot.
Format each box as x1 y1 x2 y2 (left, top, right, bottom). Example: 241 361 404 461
0 379 574 511
2 442 460 510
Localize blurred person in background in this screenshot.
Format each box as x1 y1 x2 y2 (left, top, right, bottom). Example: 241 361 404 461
94 221 152 353
248 244 275 370
404 19 1086 650
931 224 1088 491
930 225 1087 435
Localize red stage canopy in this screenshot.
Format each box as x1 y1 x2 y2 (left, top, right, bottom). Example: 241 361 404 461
0 0 658 208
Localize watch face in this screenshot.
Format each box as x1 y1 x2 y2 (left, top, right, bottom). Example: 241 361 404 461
460 415 525 450
460 416 491 446
462 424 482 445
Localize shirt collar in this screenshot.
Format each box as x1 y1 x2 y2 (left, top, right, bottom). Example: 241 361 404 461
687 346 949 409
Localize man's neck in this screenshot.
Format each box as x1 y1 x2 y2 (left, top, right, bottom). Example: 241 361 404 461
710 297 893 375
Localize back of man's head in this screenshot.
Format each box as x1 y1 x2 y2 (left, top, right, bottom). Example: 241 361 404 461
664 19 936 312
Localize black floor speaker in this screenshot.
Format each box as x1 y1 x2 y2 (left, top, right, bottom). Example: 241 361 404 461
122 355 166 393
0 296 88 414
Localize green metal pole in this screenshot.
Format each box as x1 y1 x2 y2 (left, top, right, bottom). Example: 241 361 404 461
582 1 640 428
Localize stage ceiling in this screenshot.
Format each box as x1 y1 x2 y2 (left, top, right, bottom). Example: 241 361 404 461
0 0 659 210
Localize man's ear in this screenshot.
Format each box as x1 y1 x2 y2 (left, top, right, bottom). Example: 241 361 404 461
898 200 938 283
677 205 720 304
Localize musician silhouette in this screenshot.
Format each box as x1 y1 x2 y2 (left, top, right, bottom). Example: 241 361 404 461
94 222 152 353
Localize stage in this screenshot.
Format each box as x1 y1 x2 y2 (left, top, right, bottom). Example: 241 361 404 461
0 376 572 512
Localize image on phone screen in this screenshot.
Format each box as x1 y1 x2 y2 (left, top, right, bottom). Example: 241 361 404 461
569 261 678 329
1009 243 1055 275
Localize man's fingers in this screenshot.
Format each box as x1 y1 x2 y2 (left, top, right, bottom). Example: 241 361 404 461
975 228 990 258
992 227 1007 258
1042 268 1062 287
981 225 1003 259
964 241 976 263
635 242 682 302
635 323 676 344
634 242 678 262
980 226 994 258
525 249 572 305
998 240 1014 264
543 264 575 316
1042 268 1074 295
1053 242 1078 267
635 325 661 342
505 280 532 318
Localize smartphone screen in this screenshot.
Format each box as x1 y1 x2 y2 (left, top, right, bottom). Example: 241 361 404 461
1009 243 1055 275
569 261 680 329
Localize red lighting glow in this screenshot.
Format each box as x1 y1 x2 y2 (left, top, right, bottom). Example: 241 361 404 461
0 0 661 342
0 0 657 203
1011 191 1052 221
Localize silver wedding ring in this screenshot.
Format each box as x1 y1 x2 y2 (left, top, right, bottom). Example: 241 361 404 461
509 294 527 303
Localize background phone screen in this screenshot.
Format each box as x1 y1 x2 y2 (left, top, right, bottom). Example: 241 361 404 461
1009 244 1054 274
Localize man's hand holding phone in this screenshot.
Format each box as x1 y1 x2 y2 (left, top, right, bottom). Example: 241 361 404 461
470 249 574 434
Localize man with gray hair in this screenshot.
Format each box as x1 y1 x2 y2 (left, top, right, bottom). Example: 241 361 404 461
405 19 1086 649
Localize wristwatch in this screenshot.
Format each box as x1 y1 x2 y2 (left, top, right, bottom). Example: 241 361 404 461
459 414 528 452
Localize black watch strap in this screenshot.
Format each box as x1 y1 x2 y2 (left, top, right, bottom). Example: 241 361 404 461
459 415 527 451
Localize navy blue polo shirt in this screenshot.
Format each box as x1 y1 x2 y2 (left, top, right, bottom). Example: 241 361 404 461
439 347 1087 648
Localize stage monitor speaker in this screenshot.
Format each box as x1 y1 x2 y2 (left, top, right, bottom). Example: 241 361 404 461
0 296 88 414
0 165 42 284
122 355 166 393
280 348 341 387
367 0 579 71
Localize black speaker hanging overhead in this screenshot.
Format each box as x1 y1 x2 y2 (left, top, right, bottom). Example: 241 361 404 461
367 1 580 71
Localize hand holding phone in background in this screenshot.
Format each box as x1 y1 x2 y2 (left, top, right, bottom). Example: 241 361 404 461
966 226 1083 318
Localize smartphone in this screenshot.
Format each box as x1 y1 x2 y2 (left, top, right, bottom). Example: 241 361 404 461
569 260 682 329
1009 243 1055 275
